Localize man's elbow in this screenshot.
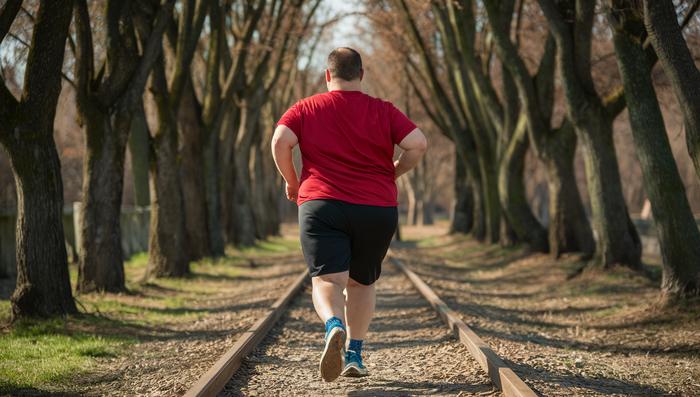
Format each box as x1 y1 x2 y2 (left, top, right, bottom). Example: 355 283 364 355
415 134 428 153
271 133 284 152
271 126 298 153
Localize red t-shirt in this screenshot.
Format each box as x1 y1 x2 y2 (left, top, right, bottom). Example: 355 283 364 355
277 90 417 207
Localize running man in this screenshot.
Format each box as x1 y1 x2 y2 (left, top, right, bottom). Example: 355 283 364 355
271 47 427 382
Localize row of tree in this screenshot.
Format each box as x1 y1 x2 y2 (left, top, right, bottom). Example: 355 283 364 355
0 0 321 320
368 0 700 303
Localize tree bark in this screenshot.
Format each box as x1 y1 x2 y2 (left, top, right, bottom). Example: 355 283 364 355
231 103 259 247
77 106 129 293
611 2 700 300
450 151 473 234
146 58 189 277
145 0 205 275
128 101 150 207
470 172 487 242
204 120 225 256
538 0 642 269
643 0 700 182
0 1 77 318
261 125 282 237
221 108 241 244
9 140 77 318
178 80 210 260
73 0 174 289
403 175 417 225
543 125 595 257
252 130 270 239
576 112 642 268
498 115 548 252
483 0 593 256
147 125 189 277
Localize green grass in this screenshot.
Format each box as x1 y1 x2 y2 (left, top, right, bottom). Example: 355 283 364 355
0 236 300 393
236 236 300 255
0 318 133 392
414 235 443 248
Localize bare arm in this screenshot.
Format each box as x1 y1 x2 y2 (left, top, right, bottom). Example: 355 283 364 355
394 128 428 178
271 124 300 201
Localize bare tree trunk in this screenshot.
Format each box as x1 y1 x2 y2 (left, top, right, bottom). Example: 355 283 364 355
402 175 417 226
543 126 595 257
470 173 487 242
414 166 424 225
538 0 641 269
611 3 700 301
477 147 501 244
128 102 150 207
204 128 225 256
498 116 548 252
9 139 77 318
643 0 700 182
146 58 188 277
77 107 128 293
577 113 641 268
147 126 189 277
252 132 270 239
423 201 434 225
73 0 174 288
450 152 473 234
178 81 210 260
232 103 259 246
1 1 77 318
261 127 281 237
220 108 241 244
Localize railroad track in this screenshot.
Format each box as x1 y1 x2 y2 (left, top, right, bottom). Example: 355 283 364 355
184 252 537 397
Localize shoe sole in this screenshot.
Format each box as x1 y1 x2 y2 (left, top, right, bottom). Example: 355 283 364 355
320 327 345 382
341 363 368 377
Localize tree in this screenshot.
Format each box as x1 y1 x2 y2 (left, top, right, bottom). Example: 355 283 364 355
483 0 594 256
73 0 175 292
128 101 151 207
383 0 487 241
643 0 700 182
0 0 77 318
222 0 319 246
146 0 207 277
608 0 700 302
538 0 642 268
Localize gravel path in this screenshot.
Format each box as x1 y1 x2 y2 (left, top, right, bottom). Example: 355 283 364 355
392 238 700 397
222 264 497 396
77 256 306 397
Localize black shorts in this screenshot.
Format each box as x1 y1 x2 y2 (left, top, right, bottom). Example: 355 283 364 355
298 199 398 285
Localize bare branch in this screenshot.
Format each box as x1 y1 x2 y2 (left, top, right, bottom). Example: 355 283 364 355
22 1 73 113
126 0 176 110
73 0 94 108
0 0 21 44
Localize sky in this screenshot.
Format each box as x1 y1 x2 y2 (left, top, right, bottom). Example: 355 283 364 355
305 0 370 71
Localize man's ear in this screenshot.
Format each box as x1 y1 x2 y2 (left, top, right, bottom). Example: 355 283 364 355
360 69 364 81
325 69 331 83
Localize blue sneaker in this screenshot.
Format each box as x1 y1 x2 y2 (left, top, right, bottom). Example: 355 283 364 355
341 349 368 377
320 322 346 382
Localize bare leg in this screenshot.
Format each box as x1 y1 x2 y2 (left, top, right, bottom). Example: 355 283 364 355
311 271 349 323
344 277 376 341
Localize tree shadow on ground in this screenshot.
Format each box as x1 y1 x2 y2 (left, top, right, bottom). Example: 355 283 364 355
505 359 671 396
345 379 494 396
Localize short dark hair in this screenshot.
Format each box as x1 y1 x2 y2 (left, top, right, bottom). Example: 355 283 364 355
327 47 363 81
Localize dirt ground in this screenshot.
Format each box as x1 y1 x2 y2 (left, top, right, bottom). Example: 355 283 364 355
80 257 305 397
223 265 497 396
2 252 305 397
5 223 698 396
393 224 700 396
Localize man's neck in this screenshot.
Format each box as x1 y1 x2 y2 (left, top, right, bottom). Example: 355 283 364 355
328 80 362 92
